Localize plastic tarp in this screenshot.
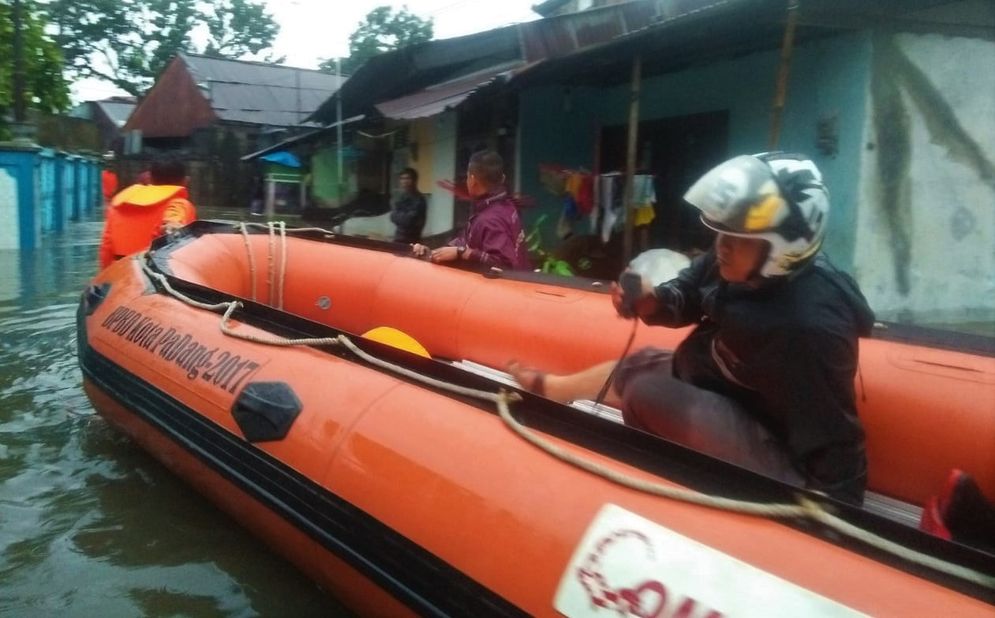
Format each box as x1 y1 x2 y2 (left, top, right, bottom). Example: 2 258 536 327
260 151 302 168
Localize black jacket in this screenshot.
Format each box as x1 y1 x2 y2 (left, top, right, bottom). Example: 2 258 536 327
648 250 876 503
390 191 427 243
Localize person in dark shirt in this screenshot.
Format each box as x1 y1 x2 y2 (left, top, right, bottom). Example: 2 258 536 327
511 153 875 504
391 167 427 244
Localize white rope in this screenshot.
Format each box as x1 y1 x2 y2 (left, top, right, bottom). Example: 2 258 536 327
238 223 257 301
494 396 995 590
237 221 338 236
267 222 276 307
278 221 288 311
138 253 995 591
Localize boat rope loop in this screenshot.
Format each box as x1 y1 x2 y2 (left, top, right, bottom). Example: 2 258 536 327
238 223 258 301
493 396 995 590
238 221 289 309
138 256 995 592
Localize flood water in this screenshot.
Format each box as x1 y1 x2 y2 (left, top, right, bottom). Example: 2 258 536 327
0 210 347 617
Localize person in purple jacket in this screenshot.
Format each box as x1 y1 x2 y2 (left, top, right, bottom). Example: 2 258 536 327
412 150 531 270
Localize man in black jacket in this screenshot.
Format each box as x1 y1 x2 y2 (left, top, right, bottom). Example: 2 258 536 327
391 167 427 244
511 153 875 504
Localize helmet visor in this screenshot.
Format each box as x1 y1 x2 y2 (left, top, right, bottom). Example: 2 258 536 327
684 155 783 234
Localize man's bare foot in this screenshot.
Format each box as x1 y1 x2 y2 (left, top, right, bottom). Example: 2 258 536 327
507 361 546 397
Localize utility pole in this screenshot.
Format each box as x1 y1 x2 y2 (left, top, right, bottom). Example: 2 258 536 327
769 0 800 149
336 57 344 207
12 0 26 123
622 55 642 266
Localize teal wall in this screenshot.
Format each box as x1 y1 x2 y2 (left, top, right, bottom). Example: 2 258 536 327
518 84 607 237
518 32 872 270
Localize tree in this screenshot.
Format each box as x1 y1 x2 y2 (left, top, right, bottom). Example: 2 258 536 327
39 0 280 97
321 5 433 75
201 0 280 59
0 1 70 135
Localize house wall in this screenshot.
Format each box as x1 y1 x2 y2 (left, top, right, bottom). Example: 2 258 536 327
854 32 995 323
311 145 359 205
408 118 436 196
517 83 608 239
428 111 458 236
517 32 872 271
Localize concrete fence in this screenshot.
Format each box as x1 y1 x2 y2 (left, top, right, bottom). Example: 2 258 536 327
0 143 100 250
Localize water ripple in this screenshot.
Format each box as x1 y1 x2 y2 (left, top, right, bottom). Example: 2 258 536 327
0 214 340 617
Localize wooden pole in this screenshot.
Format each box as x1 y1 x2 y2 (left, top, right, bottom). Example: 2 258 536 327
12 0 26 123
622 54 642 266
769 0 800 150
265 178 275 218
336 58 345 206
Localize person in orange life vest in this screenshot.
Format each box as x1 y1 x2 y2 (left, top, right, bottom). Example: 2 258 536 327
98 155 197 269
100 152 118 206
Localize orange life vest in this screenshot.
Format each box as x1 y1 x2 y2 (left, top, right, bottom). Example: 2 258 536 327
101 170 119 200
99 184 197 269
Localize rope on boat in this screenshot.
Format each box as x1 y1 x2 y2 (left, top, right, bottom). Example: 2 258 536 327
274 221 288 311
494 395 995 590
238 223 258 301
138 256 995 592
140 259 511 405
237 221 340 235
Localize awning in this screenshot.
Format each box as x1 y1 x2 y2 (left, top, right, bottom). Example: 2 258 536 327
241 114 365 161
374 63 521 120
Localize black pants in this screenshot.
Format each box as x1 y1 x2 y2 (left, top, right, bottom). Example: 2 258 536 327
614 348 805 487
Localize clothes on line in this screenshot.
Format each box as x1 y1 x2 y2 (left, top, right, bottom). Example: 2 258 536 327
592 173 656 243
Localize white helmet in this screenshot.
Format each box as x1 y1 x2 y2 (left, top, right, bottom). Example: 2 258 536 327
683 152 829 278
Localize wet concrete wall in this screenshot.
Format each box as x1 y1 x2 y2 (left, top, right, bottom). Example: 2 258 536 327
855 33 995 321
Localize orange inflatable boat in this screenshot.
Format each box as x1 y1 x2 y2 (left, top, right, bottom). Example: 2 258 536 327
78 221 995 615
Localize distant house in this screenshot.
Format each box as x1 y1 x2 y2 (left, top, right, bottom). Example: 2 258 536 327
122 52 346 207
69 96 136 152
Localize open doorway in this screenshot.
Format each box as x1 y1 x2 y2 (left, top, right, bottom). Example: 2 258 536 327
600 110 729 253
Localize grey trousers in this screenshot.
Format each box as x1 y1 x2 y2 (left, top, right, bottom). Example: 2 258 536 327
614 347 805 486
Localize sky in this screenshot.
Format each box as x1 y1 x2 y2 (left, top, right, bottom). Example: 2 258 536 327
70 0 542 102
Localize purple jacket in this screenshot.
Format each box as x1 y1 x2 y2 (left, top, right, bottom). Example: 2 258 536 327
449 191 532 270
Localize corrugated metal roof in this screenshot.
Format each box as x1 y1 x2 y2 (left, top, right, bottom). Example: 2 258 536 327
508 0 971 88
316 0 968 125
533 0 572 17
180 53 345 127
374 63 520 120
241 115 366 160
96 100 136 127
519 0 661 62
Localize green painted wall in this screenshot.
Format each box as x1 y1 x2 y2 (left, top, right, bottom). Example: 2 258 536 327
518 32 872 271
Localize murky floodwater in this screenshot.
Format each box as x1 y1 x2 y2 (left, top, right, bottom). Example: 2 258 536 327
0 210 347 617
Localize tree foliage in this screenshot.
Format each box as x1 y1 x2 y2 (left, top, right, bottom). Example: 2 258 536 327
39 0 280 97
201 0 280 59
321 5 433 75
0 1 70 133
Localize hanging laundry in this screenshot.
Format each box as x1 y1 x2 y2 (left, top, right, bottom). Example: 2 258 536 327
595 173 657 243
632 174 657 227
539 163 595 239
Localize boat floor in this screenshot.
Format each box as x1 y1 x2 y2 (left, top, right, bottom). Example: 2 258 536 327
452 360 924 530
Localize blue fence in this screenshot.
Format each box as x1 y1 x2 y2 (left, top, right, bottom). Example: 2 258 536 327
0 144 100 250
